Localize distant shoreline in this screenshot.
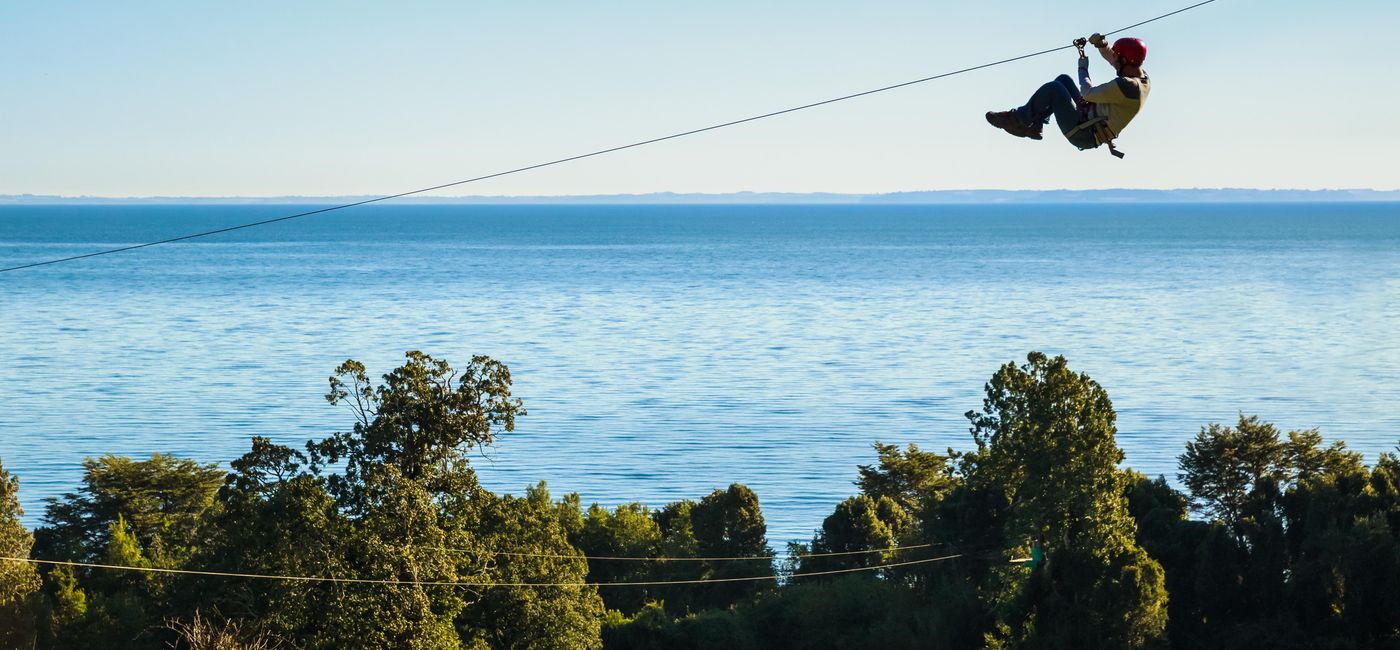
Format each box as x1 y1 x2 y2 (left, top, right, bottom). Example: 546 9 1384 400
3 189 1399 205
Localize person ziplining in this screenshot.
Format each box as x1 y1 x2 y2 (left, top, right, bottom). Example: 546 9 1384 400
985 34 1149 158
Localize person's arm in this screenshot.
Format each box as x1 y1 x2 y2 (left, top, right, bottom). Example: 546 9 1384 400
1089 33 1121 68
1078 51 1094 93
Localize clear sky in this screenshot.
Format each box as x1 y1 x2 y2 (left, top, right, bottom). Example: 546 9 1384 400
4 1 1397 197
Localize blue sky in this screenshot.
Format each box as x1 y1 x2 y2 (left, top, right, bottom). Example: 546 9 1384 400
4 1 1397 196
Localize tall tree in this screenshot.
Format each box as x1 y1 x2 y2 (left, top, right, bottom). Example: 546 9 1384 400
200 352 524 649
312 351 523 494
967 352 1167 649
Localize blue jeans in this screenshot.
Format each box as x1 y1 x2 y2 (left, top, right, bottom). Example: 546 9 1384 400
1016 74 1098 149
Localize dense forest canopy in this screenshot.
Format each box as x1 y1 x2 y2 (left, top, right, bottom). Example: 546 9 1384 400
2 351 1399 649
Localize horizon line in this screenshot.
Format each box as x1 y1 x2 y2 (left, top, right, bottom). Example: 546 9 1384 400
3 187 1399 205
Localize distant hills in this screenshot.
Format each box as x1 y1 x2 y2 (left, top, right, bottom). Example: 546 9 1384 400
3 189 1398 205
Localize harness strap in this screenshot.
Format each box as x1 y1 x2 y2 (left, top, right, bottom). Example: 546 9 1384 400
1065 114 1126 159
1063 115 1108 140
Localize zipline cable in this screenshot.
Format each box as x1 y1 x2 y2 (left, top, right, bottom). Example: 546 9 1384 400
0 0 1217 274
0 551 965 588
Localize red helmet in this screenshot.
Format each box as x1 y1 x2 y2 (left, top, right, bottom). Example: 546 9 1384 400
1112 38 1147 65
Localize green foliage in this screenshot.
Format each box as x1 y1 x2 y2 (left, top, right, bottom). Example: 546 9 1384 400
965 352 1168 649
28 453 223 648
36 566 88 648
198 353 520 649
857 442 956 514
312 351 523 490
202 463 348 645
967 353 1132 548
652 499 699 557
640 499 708 614
35 453 223 564
803 495 910 573
0 459 40 648
1124 470 1190 546
1179 415 1291 531
13 352 1400 649
308 466 464 650
691 485 769 561
687 484 774 611
460 482 603 650
603 576 952 650
1133 418 1400 649
572 502 664 615
105 515 148 569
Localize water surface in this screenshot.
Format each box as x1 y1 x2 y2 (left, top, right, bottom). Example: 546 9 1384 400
2 203 1398 542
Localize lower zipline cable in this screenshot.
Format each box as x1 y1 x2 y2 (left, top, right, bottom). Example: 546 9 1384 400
0 552 965 588
0 0 1218 274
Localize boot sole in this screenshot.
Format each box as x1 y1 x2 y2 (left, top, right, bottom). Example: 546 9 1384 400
986 113 1042 140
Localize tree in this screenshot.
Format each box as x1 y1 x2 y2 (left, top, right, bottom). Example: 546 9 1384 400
640 498 708 614
30 453 224 649
1331 506 1400 643
197 352 522 650
35 454 223 565
1 459 40 648
1278 433 1386 645
652 500 699 559
856 442 956 515
967 352 1168 649
572 502 664 615
692 485 769 563
191 353 533 649
312 351 523 494
1178 415 1289 532
460 483 603 650
1171 416 1370 645
37 566 89 648
803 495 910 573
318 466 465 650
199 449 350 647
684 484 774 611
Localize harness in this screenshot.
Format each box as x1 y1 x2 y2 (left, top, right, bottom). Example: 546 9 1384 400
1064 110 1125 159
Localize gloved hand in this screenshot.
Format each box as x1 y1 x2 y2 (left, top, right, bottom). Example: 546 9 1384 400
1089 33 1108 47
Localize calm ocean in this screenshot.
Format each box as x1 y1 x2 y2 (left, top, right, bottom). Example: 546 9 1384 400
2 203 1398 542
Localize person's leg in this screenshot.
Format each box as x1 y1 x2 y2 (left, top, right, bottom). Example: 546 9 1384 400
1053 75 1101 148
1016 76 1084 135
1054 74 1083 103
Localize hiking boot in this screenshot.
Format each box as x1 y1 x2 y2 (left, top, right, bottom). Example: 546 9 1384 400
985 110 1041 140
1026 120 1045 140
